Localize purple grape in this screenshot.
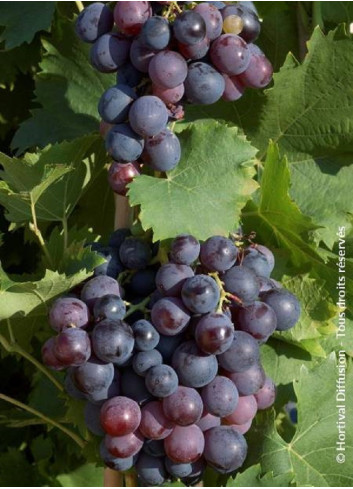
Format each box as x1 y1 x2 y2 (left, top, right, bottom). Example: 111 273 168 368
172 340 218 388
229 419 252 435
196 409 221 432
100 440 135 471
194 3 223 40
255 377 276 410
114 1 151 36
75 2 113 43
132 349 163 377
204 426 247 473
225 363 266 396
151 297 190 336
92 319 134 365
49 297 89 332
105 431 144 458
152 83 185 105
164 425 205 463
200 235 238 272
162 386 203 426
143 128 181 172
42 337 64 371
218 330 260 373
108 161 141 196
170 235 200 265
130 38 156 73
178 37 210 61
181 274 220 314
93 294 126 321
235 301 277 342
84 401 105 436
94 246 124 278
132 319 160 352
155 263 194 297
129 95 168 137
222 265 260 304
140 15 170 50
81 275 121 310
210 34 250 75
98 84 136 124
261 289 301 331
201 376 239 418
184 62 225 105
53 328 91 367
239 52 273 89
73 357 115 401
222 74 245 101
145 364 178 398
90 34 131 73
139 401 175 440
223 395 257 425
105 123 144 162
100 396 141 436
222 4 261 43
258 277 282 294
173 10 206 45
119 237 152 269
195 312 234 355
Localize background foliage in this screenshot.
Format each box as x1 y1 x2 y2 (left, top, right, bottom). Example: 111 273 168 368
0 1 352 486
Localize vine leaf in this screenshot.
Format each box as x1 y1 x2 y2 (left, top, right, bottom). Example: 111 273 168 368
57 464 104 487
128 121 258 241
226 464 294 487
250 355 353 487
0 2 56 49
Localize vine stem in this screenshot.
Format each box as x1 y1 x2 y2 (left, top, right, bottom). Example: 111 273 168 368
124 296 150 320
0 393 85 448
29 197 54 269
75 1 84 13
0 331 64 392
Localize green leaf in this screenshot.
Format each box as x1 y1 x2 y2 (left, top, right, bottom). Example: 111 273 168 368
12 16 115 152
258 355 353 486
0 448 42 486
129 121 258 241
0 2 56 49
321 2 353 26
0 38 41 87
57 463 104 487
226 464 294 487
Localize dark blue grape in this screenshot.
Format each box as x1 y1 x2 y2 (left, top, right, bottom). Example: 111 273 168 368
222 4 261 43
173 10 206 45
156 333 184 363
201 376 239 418
84 401 105 436
132 320 160 352
151 297 190 336
133 349 163 377
136 453 167 486
235 301 277 342
194 3 223 41
145 364 178 398
93 294 126 321
129 96 168 137
121 368 153 405
129 268 157 296
75 2 113 43
170 235 200 265
194 312 234 355
72 357 115 401
226 363 266 396
200 235 238 272
222 265 259 304
105 123 144 162
64 369 87 400
179 37 210 61
140 16 171 50
94 246 124 278
143 439 166 458
242 247 273 278
90 33 131 73
172 340 218 388
149 50 188 89
261 289 301 331
165 458 193 479
184 62 225 105
181 274 220 314
117 62 143 88
130 38 156 73
98 84 136 124
119 237 152 270
156 263 194 297
81 276 121 310
144 129 181 172
204 426 247 474
108 228 131 249
218 330 260 373
92 319 134 365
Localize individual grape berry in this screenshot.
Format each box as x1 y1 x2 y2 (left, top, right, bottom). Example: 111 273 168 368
203 426 247 474
223 395 257 425
143 129 181 172
178 37 210 61
94 245 123 278
152 83 185 105
105 123 144 162
201 376 239 418
222 74 245 101
210 34 250 76
170 234 200 265
132 349 163 377
98 85 136 125
93 294 126 321
239 52 273 89
258 277 282 294
92 319 134 365
140 16 171 50
156 263 194 297
117 62 143 87
72 357 115 401
129 268 157 296
255 376 276 410
119 237 152 269
90 34 131 73
129 95 168 137
195 312 234 355
194 3 223 41
261 289 301 331
181 274 220 314
145 364 178 398
173 10 207 45
164 425 205 463
172 340 218 388
108 228 131 249
143 439 166 458
218 331 260 373
114 1 152 36
132 319 160 351
130 38 156 72
120 367 153 405
75 2 114 43
105 431 144 458
200 235 238 272
49 297 89 332
184 62 225 105
162 386 203 426
222 4 261 43
100 440 135 471
108 161 140 196
42 337 64 371
225 363 266 396
229 419 252 435
196 409 221 432
100 396 141 436
223 15 244 35
84 402 105 436
53 328 91 367
136 453 167 486
165 458 194 479
242 245 274 278
235 301 277 342
139 401 175 440
222 265 260 304
151 297 190 336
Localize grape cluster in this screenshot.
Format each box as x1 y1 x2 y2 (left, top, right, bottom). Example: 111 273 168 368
75 1 273 195
42 231 300 485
